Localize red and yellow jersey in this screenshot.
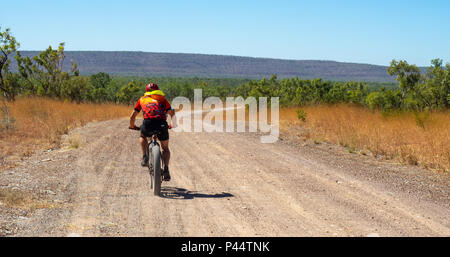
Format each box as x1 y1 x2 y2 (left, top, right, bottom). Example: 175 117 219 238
134 90 171 120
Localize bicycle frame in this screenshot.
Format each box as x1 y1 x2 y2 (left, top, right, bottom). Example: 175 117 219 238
146 134 160 160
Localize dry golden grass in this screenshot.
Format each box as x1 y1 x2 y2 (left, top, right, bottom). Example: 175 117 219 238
0 97 130 169
280 104 450 172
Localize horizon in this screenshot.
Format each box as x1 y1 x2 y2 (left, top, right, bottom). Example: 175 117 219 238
15 49 421 68
2 0 449 67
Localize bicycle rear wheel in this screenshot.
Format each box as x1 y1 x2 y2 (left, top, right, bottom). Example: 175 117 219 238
147 144 153 189
151 143 162 196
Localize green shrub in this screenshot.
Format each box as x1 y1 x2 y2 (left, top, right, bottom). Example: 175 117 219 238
412 111 430 129
296 109 307 122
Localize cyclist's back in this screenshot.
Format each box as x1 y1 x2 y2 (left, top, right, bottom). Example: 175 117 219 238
135 89 171 138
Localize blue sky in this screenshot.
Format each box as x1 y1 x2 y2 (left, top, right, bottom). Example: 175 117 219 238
1 0 449 66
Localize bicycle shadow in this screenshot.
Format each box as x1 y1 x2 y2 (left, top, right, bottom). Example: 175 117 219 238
160 187 234 200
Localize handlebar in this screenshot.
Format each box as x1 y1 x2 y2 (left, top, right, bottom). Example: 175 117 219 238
129 124 172 130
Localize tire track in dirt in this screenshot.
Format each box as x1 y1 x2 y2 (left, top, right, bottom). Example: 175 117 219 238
206 132 449 236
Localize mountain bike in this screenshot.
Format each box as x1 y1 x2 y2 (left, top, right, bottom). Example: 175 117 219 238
131 126 168 196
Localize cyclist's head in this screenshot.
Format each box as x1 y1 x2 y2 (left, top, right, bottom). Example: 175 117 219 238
145 83 159 92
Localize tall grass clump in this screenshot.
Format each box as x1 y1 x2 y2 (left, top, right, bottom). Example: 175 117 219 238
0 101 16 131
280 104 450 172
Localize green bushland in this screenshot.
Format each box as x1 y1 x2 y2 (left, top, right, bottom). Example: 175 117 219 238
233 61 449 112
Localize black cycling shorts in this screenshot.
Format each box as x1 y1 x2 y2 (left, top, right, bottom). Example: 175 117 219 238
140 119 169 141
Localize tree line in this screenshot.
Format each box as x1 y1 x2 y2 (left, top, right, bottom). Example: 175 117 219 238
234 58 449 111
1 27 448 111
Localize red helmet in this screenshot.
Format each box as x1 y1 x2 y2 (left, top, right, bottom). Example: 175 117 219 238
145 83 159 92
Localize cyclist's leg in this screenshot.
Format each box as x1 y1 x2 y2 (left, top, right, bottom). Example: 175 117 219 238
140 134 148 156
156 120 170 180
139 122 151 166
160 139 171 180
160 139 170 166
155 119 170 166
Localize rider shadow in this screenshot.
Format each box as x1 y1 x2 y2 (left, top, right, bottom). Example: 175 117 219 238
160 187 234 200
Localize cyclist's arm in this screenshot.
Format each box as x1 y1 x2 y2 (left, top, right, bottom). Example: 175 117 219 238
130 99 141 129
167 108 175 117
129 110 138 129
166 105 177 128
164 99 174 117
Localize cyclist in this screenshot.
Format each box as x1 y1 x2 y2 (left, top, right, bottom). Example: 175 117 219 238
129 83 175 181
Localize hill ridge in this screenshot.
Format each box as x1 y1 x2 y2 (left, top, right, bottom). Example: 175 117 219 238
12 51 396 82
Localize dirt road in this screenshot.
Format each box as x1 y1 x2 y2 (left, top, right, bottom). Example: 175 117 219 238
1 118 449 237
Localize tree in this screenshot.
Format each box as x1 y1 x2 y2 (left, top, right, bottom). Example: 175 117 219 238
15 51 35 94
32 43 66 97
0 27 20 101
365 89 402 111
90 72 111 89
116 81 141 105
387 60 422 99
16 42 79 98
61 76 92 103
366 92 386 110
422 59 450 109
90 72 111 102
387 59 449 110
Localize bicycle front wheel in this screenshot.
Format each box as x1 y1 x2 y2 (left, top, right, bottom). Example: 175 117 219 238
151 143 162 196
